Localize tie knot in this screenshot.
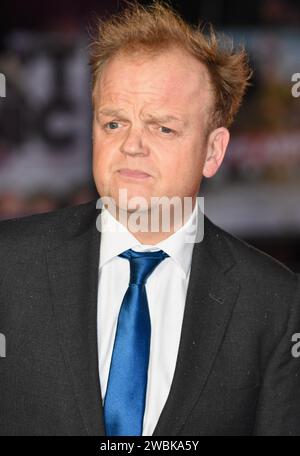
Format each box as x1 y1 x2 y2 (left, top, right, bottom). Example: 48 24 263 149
118 248 169 286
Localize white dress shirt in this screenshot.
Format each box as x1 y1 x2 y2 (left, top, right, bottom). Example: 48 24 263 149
97 202 198 435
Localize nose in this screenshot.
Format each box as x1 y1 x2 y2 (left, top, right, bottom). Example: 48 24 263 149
120 126 148 157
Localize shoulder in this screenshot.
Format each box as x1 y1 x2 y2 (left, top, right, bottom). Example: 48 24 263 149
204 215 298 296
0 199 98 277
0 199 97 238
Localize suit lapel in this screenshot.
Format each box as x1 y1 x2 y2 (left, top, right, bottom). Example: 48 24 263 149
46 200 105 436
152 216 240 436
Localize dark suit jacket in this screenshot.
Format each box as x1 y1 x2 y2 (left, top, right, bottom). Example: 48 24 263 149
0 199 300 436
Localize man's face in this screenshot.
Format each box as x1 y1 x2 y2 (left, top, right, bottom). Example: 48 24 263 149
92 47 224 213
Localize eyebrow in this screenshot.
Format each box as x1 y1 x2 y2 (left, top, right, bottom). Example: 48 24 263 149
97 108 185 125
97 108 127 117
144 113 184 124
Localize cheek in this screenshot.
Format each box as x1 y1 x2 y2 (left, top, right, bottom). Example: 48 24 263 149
93 133 116 170
170 148 204 189
92 141 111 190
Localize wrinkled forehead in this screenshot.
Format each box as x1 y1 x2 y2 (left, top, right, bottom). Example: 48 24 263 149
93 47 214 114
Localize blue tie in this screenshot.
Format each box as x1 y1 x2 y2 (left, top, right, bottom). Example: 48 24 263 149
103 248 169 436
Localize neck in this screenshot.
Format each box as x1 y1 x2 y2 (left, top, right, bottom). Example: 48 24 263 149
110 196 197 245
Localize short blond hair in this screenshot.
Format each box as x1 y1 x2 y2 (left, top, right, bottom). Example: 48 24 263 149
89 1 252 131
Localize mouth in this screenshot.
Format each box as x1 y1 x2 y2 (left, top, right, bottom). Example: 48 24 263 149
117 168 152 179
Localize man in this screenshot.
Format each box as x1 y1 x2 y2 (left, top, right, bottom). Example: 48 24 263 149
0 2 300 436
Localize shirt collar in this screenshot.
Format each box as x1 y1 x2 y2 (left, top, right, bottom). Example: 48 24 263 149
99 201 198 278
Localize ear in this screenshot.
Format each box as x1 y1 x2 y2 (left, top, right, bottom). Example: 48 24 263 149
203 127 230 178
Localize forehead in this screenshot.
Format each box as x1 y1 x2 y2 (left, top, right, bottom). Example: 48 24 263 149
95 48 214 112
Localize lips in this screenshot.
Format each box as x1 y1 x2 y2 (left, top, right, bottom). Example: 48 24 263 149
118 168 151 178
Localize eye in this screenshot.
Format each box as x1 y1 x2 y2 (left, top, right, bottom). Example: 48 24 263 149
159 126 174 134
105 121 120 130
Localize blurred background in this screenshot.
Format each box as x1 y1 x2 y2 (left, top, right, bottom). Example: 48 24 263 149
0 0 299 271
